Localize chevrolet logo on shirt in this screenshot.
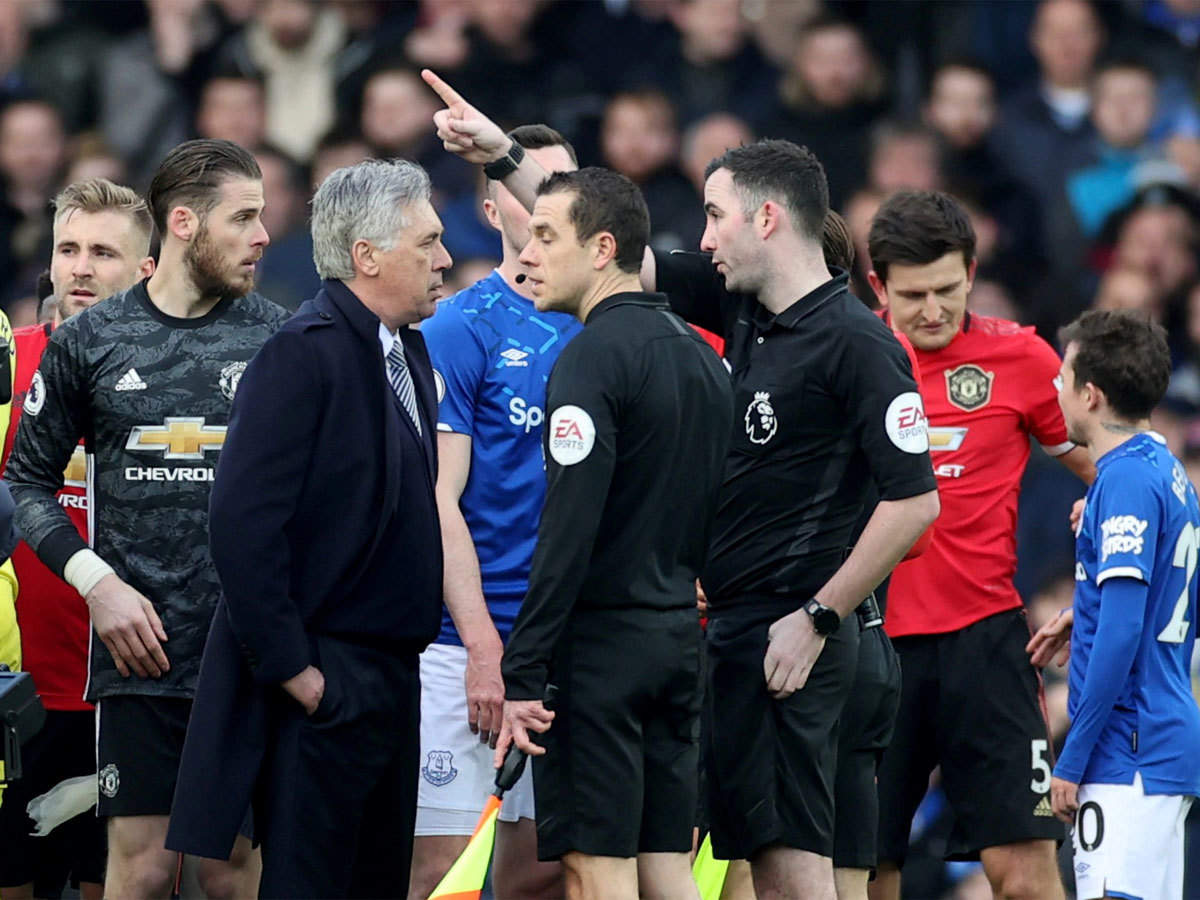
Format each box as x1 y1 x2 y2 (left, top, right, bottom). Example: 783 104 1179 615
126 418 227 460
928 427 968 452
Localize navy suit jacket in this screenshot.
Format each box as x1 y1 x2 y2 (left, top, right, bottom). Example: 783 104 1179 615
166 279 442 859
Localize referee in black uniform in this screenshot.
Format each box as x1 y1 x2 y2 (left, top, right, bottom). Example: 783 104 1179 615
491 167 732 900
646 142 939 900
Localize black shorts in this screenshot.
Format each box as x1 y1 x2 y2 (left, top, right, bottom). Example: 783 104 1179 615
877 608 1064 863
533 606 702 861
705 609 858 861
834 624 901 871
0 709 106 896
96 695 191 818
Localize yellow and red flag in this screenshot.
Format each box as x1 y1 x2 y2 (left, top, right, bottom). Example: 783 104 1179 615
427 794 502 900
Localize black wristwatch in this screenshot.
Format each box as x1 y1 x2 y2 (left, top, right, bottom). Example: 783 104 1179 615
803 598 840 636
483 141 526 180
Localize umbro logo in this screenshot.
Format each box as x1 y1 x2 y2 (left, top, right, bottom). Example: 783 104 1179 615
114 368 147 391
499 348 530 367
1033 795 1055 817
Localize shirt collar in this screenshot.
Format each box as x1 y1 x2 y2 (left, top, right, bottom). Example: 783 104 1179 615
378 322 398 358
587 291 670 322
753 270 850 331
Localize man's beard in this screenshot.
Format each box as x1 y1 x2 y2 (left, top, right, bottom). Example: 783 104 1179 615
185 225 252 302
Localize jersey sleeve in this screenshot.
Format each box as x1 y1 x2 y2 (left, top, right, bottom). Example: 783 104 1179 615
6 323 92 577
422 303 485 436
1090 461 1160 585
501 333 623 700
654 250 738 337
1021 332 1073 456
834 323 937 501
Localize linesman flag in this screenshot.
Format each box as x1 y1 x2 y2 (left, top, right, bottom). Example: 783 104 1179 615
692 832 729 900
429 686 556 900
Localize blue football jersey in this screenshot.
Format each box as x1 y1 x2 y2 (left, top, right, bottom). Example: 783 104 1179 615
1062 432 1200 794
422 270 582 644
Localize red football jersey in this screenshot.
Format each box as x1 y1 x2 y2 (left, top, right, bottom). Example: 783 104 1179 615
1 323 92 710
881 313 1073 637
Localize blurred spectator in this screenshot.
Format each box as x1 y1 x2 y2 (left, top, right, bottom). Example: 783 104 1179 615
195 72 266 150
680 112 754 196
866 120 942 193
742 0 821 70
1111 197 1199 305
1163 281 1200 422
991 0 1105 273
402 0 471 74
967 279 1021 321
925 59 1046 284
310 127 372 190
437 168 502 265
442 256 500 297
625 0 779 128
253 144 318 310
600 89 700 252
0 98 64 299
1066 58 1180 236
65 132 128 186
1091 264 1162 319
213 0 345 163
359 65 472 200
843 185 885 299
765 15 890 208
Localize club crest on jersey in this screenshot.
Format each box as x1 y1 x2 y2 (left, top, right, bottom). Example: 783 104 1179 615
219 361 247 402
745 391 777 445
421 750 457 786
24 370 45 416
945 364 994 412
99 763 119 798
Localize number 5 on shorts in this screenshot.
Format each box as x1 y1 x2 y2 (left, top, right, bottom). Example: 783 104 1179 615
1030 739 1051 793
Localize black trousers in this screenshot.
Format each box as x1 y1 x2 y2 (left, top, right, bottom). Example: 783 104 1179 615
257 636 420 899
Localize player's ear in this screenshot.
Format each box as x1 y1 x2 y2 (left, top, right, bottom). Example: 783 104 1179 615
759 201 781 239
167 205 199 243
482 198 501 232
138 256 155 280
965 258 978 292
868 270 889 307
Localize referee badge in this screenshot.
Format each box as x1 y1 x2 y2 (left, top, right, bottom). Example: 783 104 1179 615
945 364 994 412
744 391 777 445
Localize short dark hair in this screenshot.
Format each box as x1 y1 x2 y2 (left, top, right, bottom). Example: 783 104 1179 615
704 139 828 242
147 139 262 235
868 190 976 282
507 124 578 167
931 57 995 89
1059 310 1170 420
536 167 649 273
822 210 854 271
1093 55 1157 86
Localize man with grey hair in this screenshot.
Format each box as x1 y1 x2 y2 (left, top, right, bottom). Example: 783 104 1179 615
167 158 450 897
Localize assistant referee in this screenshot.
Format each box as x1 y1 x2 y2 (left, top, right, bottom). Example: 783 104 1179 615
490 167 732 900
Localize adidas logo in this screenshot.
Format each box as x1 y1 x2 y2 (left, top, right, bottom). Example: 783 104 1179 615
1033 795 1055 817
114 368 147 392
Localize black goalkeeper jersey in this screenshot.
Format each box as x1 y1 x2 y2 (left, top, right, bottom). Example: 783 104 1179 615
7 280 289 701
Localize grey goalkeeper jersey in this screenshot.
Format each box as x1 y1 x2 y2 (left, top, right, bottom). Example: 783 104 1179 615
7 281 290 701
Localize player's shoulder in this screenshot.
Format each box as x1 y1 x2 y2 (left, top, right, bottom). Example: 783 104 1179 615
233 291 291 329
12 322 50 350
965 314 1055 353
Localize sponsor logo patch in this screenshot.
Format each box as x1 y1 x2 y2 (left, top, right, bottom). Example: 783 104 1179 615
421 750 458 786
126 418 226 460
1033 795 1055 817
1100 515 1148 562
548 405 595 465
433 369 446 404
885 392 929 454
499 348 530 367
928 426 968 451
99 763 119 798
744 391 777 445
25 371 45 416
945 364 994 411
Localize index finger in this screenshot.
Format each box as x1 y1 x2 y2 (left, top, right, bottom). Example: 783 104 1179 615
134 619 171 673
421 69 467 108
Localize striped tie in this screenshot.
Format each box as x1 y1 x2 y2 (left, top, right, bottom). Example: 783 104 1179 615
386 339 422 436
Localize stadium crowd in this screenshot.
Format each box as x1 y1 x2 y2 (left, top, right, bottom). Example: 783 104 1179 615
0 0 1198 898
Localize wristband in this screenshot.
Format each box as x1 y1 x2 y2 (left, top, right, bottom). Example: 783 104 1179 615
483 141 525 181
64 548 115 599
